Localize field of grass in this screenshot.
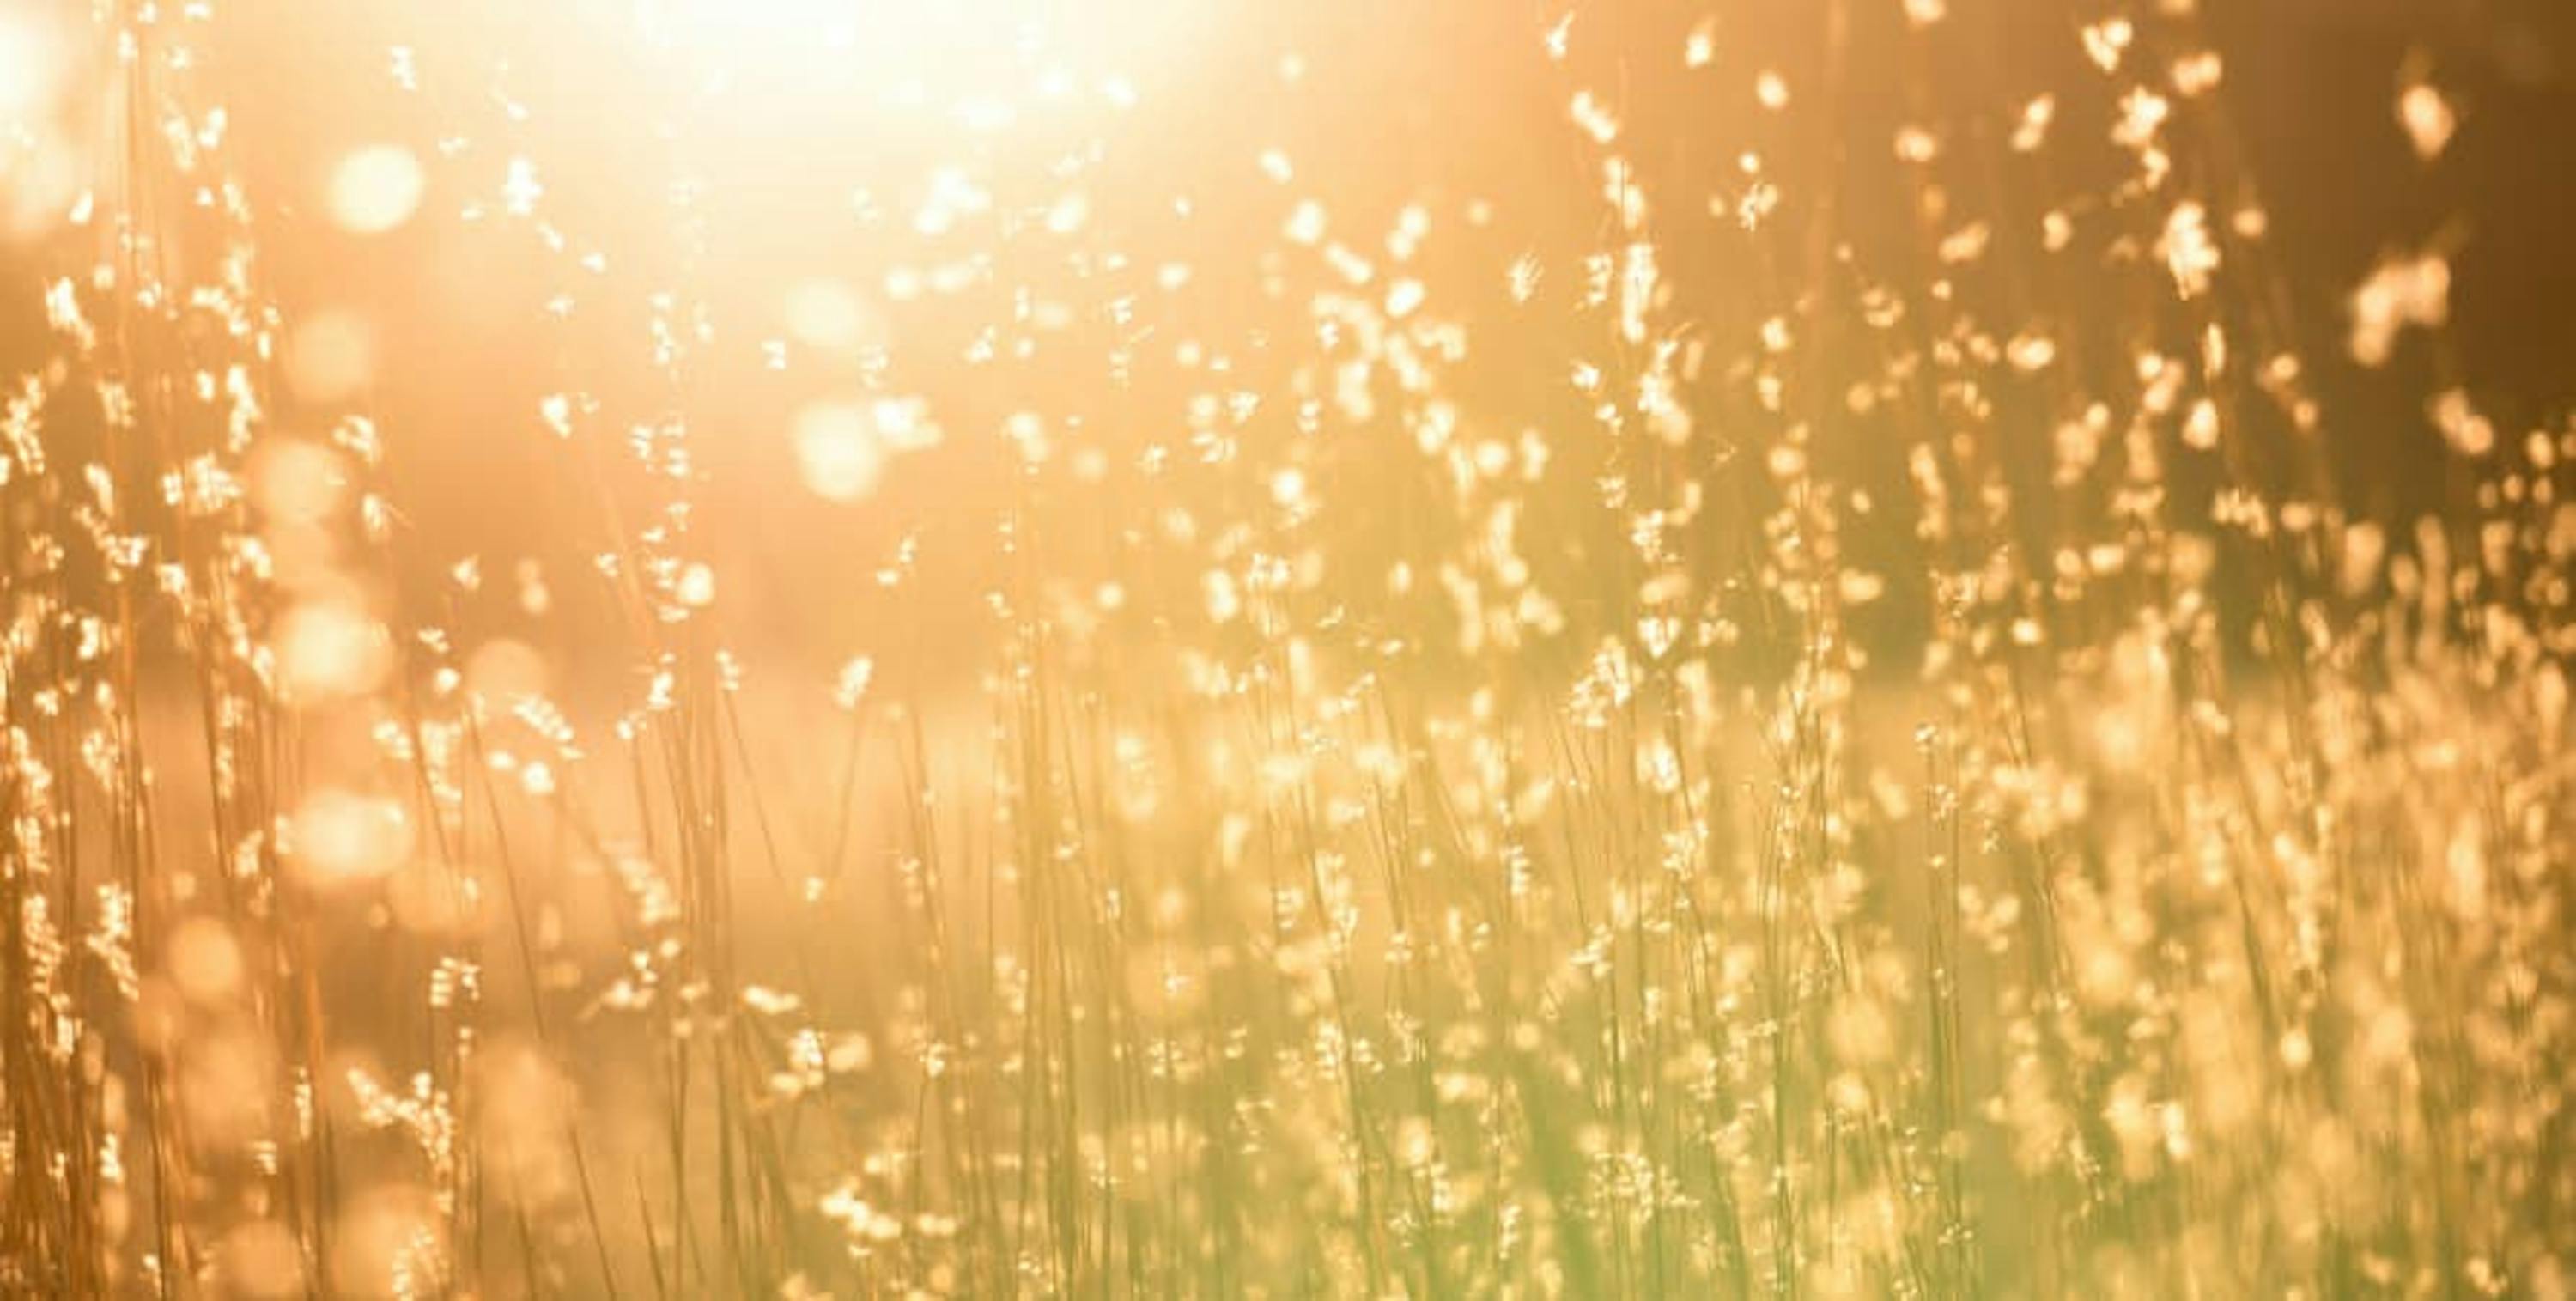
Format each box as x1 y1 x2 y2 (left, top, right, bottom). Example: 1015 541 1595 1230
3 0 2574 1296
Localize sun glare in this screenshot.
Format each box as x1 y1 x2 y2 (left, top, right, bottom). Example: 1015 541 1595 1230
325 144 426 234
0 12 62 126
619 0 1188 120
635 0 1071 75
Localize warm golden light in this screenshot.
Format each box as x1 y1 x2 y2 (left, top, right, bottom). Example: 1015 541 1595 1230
325 144 426 234
0 11 63 127
781 277 878 353
792 398 886 502
289 789 414 888
275 599 393 700
283 308 377 403
9 0 2576 1296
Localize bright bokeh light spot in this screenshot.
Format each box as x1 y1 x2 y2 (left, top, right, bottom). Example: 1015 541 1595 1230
275 599 394 701
794 400 887 502
250 439 352 526
2398 82 2457 162
167 917 247 1006
326 144 426 234
0 13 74 246
0 131 80 243
289 789 414 888
676 562 718 607
782 278 879 351
793 395 944 502
869 395 943 451
0 12 64 126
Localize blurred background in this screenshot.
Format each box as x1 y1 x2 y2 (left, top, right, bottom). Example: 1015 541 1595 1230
4 3 2575 1294
5 0 2573 687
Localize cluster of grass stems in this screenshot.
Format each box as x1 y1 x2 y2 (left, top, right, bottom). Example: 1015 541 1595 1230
4 0 2575 1297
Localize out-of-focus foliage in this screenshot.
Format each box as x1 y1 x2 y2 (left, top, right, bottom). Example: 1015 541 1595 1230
3 0 2575 1296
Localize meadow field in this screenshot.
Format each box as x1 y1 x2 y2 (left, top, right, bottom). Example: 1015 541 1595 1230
2 0 2574 1295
